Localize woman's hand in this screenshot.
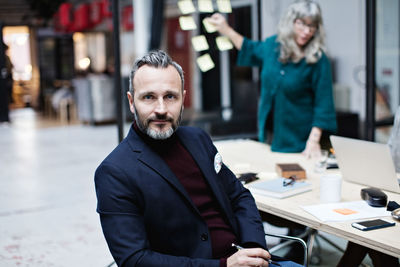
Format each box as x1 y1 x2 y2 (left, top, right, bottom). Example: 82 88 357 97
207 13 244 49
227 247 271 267
302 127 322 158
207 13 231 35
302 139 321 158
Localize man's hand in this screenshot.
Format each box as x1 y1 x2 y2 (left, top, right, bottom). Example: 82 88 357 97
227 247 271 267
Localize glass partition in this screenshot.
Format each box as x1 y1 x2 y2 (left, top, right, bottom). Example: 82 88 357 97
375 0 400 142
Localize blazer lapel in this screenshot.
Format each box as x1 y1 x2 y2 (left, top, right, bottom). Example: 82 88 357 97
127 127 201 216
177 129 233 219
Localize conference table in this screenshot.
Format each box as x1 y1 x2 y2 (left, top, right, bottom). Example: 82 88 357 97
214 139 400 258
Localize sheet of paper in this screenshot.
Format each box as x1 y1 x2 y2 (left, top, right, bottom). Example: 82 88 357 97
198 0 214 13
196 53 215 72
302 201 391 222
216 36 233 51
191 35 209 52
177 0 196 14
202 18 217 33
179 16 197 30
217 0 232 13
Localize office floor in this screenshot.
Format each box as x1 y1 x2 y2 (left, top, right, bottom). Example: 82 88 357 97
0 108 374 267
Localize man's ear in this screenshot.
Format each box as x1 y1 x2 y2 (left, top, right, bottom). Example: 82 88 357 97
127 91 135 114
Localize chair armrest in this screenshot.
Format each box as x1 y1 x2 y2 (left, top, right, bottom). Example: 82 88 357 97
265 232 308 267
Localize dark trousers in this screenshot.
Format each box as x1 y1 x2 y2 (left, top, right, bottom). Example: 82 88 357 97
337 242 399 267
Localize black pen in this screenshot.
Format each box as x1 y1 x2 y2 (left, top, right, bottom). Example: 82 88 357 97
232 243 281 266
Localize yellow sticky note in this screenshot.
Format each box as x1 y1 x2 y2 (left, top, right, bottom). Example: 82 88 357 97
202 18 217 33
192 35 209 52
198 0 214 13
177 0 196 14
179 16 197 30
216 36 233 51
197 54 215 72
333 208 358 215
217 0 232 13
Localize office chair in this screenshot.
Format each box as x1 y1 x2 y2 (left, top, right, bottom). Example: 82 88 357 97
283 228 371 267
305 228 344 265
265 232 308 267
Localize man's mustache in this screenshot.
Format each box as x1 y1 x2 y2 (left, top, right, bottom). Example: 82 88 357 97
148 114 174 122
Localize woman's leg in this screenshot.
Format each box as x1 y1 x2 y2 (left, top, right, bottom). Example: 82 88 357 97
368 249 400 267
336 242 368 267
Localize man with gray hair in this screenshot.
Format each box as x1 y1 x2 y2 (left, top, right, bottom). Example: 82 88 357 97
127 50 185 140
95 50 301 267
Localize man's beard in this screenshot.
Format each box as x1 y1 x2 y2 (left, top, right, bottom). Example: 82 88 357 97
133 105 183 140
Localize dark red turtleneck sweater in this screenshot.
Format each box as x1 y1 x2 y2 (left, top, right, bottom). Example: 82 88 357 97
134 125 237 266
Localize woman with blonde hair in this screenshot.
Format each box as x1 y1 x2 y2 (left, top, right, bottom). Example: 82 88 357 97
208 0 337 157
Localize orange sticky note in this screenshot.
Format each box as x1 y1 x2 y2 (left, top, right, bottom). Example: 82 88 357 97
333 208 358 215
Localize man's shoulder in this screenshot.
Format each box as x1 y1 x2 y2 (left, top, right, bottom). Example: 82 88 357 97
176 126 217 156
98 139 131 166
177 126 210 140
178 125 206 134
98 130 141 167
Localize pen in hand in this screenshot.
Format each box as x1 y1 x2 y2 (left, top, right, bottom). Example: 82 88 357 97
232 243 281 266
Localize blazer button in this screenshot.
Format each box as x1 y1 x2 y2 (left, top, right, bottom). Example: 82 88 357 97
201 233 208 241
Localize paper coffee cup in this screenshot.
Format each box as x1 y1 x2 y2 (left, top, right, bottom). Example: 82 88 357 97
320 174 342 203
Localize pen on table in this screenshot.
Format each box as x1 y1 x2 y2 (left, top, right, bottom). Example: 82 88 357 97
231 243 281 266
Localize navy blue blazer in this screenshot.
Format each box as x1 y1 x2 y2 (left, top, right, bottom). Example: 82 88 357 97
95 125 267 266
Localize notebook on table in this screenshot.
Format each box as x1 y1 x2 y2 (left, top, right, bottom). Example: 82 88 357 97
248 178 312 199
330 135 400 193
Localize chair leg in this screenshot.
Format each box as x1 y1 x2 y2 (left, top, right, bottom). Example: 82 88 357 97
312 237 322 265
307 229 317 266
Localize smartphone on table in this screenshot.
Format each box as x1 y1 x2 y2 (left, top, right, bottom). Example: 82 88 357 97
351 218 395 231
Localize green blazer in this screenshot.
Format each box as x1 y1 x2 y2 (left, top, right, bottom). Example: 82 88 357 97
237 35 337 152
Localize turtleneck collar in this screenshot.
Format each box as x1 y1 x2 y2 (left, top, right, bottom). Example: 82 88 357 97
132 120 179 151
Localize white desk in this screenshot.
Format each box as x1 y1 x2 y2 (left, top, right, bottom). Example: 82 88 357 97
215 139 400 258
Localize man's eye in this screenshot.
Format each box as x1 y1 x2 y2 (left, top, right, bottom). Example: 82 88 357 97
143 95 153 100
166 94 176 100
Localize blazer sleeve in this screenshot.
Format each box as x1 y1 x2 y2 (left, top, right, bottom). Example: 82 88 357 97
95 162 220 267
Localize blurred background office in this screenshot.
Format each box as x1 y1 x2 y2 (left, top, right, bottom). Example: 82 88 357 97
0 0 398 139
0 0 399 266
